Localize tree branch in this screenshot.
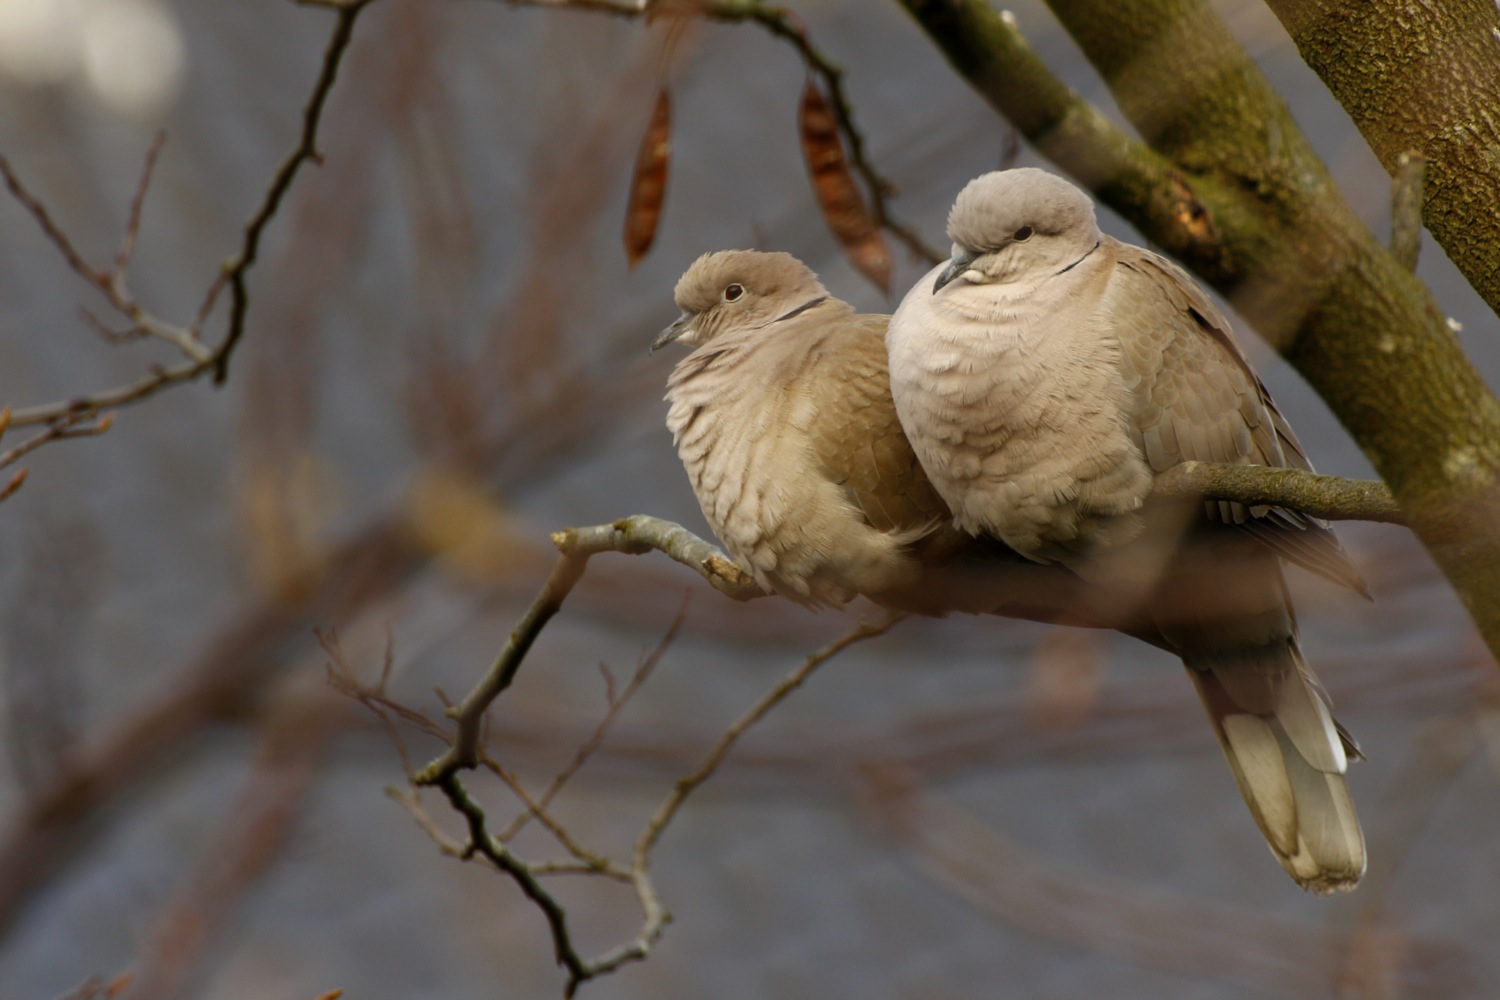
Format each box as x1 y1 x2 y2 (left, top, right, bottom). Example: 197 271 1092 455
213 0 379 382
1263 0 1500 318
0 0 376 437
405 512 896 996
1150 461 1402 526
504 0 944 264
898 0 1500 663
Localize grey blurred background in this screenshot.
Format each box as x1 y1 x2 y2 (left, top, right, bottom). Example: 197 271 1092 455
0 1 1496 997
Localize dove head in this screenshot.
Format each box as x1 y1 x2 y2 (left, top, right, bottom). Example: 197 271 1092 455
934 168 1103 293
653 250 831 351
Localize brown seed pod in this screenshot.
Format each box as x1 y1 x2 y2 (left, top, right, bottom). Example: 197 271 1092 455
799 79 891 295
624 87 672 269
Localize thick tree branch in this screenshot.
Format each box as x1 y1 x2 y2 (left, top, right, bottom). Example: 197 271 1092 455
898 0 1500 663
893 0 1212 248
1263 0 1500 318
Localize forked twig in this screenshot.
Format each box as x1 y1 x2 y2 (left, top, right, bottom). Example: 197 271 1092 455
1 0 377 446
385 510 898 996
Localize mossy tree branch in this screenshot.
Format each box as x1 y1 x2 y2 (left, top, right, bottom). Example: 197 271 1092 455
1263 0 1500 318
897 0 1500 663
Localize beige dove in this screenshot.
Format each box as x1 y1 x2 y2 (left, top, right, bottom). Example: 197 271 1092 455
654 249 1145 628
886 167 1368 893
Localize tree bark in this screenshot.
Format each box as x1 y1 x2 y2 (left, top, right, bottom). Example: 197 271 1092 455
897 0 1500 662
1264 0 1500 318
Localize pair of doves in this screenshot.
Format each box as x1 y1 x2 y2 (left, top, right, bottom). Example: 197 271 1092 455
653 168 1367 894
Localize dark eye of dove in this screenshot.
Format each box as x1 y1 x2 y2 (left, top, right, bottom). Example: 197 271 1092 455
723 283 745 302
1013 226 1034 242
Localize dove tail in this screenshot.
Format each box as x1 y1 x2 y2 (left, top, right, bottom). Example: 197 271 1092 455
1184 640 1366 894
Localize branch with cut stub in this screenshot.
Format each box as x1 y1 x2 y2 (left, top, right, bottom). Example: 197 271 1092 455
0 0 375 502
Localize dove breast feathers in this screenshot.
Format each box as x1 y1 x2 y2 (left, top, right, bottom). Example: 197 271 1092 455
887 235 1157 561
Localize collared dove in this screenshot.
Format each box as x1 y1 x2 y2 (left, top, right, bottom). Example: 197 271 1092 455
654 249 1149 628
886 167 1367 893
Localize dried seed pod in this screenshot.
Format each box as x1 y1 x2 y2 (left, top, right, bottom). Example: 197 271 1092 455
799 79 891 294
624 87 672 269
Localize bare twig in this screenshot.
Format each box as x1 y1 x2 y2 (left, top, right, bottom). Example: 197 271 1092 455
424 768 594 987
484 763 631 878
212 0 378 382
113 131 168 275
416 515 760 782
495 599 687 843
0 411 116 503
567 614 905 994
0 412 115 471
0 0 377 436
401 501 900 995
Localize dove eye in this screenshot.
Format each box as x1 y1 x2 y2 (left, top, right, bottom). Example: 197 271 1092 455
1013 226 1034 242
723 283 745 302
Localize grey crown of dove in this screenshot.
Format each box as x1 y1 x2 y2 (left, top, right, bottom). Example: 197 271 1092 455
885 168 1368 893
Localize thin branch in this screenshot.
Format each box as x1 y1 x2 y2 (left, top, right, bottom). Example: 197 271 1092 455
732 2 943 264
575 614 905 995
0 0 377 434
403 501 902 996
504 0 943 264
113 130 168 275
496 600 686 843
212 0 377 382
415 516 760 782
415 551 591 780
552 515 761 599
0 412 115 502
0 155 105 285
1150 460 1403 525
426 768 594 985
484 762 630 877
633 610 903 858
0 144 208 364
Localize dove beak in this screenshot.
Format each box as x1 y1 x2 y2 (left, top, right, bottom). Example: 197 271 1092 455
933 250 978 294
651 313 693 353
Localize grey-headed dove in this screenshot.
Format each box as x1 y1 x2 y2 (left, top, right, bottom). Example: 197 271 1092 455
886 168 1367 893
